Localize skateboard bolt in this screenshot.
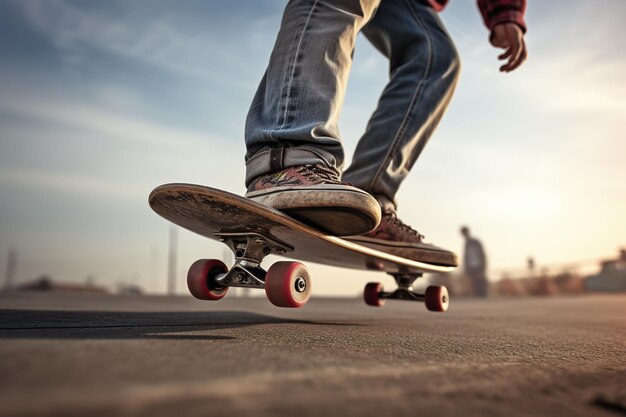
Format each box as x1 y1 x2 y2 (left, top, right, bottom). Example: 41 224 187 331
294 276 307 293
254 238 265 245
236 272 245 282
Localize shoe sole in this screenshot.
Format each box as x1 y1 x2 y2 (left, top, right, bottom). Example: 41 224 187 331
346 236 459 267
246 185 381 236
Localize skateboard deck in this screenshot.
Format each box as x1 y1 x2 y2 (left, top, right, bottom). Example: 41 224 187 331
149 183 455 311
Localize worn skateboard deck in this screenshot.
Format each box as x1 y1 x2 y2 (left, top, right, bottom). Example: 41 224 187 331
149 183 454 275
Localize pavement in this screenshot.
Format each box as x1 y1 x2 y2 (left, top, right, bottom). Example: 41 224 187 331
0 292 624 417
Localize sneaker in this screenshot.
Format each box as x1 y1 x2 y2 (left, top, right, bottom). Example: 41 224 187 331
245 164 382 236
345 211 458 266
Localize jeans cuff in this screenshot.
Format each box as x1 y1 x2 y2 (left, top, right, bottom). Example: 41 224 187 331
376 195 396 213
245 146 337 186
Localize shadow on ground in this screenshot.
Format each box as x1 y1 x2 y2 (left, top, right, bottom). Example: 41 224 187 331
0 310 360 340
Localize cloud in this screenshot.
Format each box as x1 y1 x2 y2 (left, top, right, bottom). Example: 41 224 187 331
0 92 217 148
0 166 141 200
17 0 208 78
507 50 626 114
436 0 626 116
14 0 278 86
478 187 561 219
0 90 244 201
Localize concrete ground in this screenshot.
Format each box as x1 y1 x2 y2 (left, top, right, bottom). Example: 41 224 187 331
0 292 624 417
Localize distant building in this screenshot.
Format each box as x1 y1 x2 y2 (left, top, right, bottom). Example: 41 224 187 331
584 253 626 292
117 283 144 295
17 276 108 294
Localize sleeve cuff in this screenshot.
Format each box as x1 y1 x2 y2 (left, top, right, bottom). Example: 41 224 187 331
488 11 527 33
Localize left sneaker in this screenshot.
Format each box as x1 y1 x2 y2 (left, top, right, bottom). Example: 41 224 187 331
345 211 458 267
245 164 381 236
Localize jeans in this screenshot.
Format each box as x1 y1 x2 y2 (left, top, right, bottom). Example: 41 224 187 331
467 268 489 297
245 0 460 212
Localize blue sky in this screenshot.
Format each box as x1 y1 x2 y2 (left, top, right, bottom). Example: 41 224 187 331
1 0 625 295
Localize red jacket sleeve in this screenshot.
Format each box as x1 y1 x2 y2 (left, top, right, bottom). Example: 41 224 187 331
477 0 527 33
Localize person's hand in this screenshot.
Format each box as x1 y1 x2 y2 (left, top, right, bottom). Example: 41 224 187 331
491 23 527 72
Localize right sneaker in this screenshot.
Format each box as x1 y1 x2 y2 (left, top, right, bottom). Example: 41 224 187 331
245 164 381 236
345 211 459 267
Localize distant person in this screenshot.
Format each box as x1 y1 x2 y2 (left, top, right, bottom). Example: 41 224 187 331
243 0 527 265
460 226 488 297
616 248 626 270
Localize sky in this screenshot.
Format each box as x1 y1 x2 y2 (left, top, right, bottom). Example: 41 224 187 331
1 0 625 295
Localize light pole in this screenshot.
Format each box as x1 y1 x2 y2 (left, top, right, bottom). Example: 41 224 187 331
167 226 178 295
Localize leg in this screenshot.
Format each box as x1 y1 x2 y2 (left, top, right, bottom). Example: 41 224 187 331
245 0 381 185
468 271 489 297
475 272 489 297
341 0 460 265
342 0 461 212
243 0 383 236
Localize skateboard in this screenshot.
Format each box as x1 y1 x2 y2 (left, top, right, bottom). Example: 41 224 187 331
149 183 456 311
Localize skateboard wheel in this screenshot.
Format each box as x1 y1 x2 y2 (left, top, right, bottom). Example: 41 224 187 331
364 282 385 307
187 259 228 300
424 285 449 312
265 261 311 308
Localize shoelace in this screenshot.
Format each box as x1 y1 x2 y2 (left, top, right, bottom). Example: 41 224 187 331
385 211 424 240
297 164 343 184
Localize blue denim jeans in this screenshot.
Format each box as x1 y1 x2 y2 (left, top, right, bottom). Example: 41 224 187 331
245 0 460 211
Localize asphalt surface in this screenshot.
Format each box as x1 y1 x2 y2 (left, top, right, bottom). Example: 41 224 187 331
0 292 624 417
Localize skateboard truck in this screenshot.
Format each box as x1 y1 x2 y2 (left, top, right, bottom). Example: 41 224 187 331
187 232 310 308
212 232 294 289
365 273 450 312
379 273 426 302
